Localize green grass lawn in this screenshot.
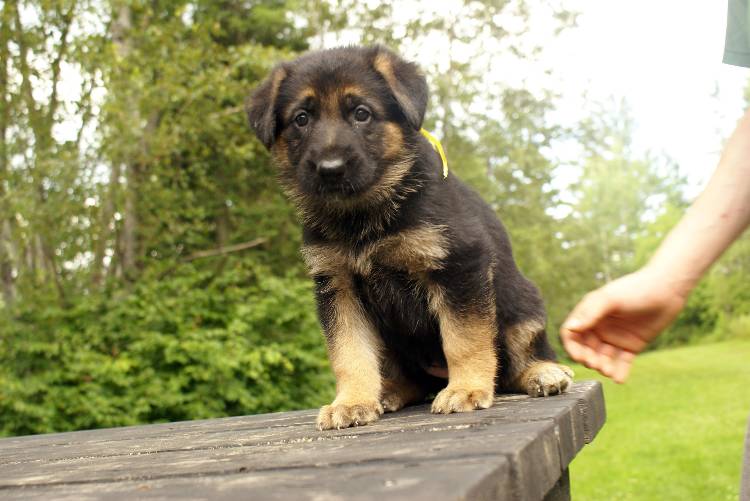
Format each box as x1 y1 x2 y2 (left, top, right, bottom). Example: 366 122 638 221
569 340 750 500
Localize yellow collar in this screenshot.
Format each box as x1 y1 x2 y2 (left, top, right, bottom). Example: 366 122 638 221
420 128 448 179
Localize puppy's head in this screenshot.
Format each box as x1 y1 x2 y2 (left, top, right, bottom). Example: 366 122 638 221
246 46 428 205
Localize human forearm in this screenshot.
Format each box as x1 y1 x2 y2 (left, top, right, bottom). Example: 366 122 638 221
647 107 750 296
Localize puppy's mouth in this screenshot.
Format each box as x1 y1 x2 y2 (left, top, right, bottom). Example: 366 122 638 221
308 157 374 200
315 176 360 198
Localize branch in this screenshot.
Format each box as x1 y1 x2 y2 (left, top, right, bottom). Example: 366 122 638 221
46 1 78 124
182 238 268 262
74 77 95 150
14 6 43 138
208 104 244 120
155 238 268 282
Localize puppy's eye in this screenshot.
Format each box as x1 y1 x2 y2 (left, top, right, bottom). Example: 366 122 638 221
294 112 309 127
354 106 371 123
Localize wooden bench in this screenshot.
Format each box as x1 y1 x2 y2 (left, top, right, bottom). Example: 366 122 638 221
0 381 604 500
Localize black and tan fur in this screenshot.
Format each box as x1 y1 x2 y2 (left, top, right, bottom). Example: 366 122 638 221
247 46 573 430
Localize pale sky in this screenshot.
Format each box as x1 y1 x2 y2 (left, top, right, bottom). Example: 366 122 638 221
538 0 748 194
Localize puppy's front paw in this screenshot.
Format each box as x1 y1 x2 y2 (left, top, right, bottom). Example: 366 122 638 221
316 400 383 430
523 362 574 397
431 386 494 414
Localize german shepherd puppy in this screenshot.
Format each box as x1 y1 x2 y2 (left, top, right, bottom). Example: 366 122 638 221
247 46 573 430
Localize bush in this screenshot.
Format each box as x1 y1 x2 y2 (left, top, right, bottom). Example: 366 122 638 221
648 281 718 350
0 258 333 437
705 313 750 344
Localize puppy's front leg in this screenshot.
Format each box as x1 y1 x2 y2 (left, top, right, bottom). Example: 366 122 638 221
315 275 383 430
428 284 497 414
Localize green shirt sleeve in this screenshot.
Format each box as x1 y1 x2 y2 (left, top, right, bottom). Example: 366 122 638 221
724 0 750 67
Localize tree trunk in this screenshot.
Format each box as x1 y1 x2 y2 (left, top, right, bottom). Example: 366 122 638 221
122 163 138 279
41 238 67 305
91 163 120 288
216 203 230 249
0 220 14 307
0 0 15 306
111 5 141 280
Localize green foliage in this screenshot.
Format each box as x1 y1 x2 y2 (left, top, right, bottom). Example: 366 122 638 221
650 280 719 349
717 314 750 342
0 257 333 437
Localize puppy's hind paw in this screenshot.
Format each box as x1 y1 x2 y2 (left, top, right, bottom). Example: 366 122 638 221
380 378 426 413
522 362 574 397
381 392 408 413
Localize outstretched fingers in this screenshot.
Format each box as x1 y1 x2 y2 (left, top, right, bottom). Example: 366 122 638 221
561 329 636 383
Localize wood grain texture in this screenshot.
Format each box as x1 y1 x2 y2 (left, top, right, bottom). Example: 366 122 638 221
0 381 605 501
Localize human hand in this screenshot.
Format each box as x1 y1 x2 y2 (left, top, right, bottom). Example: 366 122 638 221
560 266 688 383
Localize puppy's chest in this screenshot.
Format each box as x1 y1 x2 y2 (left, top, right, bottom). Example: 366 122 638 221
301 224 449 278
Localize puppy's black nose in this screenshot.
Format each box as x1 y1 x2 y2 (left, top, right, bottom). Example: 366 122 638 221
316 158 345 178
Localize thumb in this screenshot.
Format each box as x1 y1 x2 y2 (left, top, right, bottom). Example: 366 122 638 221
562 289 615 334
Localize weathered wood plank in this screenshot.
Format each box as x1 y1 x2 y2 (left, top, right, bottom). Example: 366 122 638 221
542 469 571 501
0 383 602 461
0 381 605 501
0 458 512 501
0 420 557 485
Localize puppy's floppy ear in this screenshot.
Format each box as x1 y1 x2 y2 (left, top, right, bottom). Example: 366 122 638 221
246 64 288 150
371 46 428 130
